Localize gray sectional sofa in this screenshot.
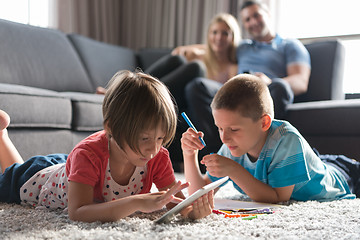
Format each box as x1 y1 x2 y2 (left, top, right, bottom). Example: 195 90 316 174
0 18 359 171
0 19 169 161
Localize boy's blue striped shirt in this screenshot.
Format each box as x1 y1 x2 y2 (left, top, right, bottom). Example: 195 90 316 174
207 120 355 201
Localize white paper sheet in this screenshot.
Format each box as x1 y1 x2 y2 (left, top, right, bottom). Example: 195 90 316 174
214 198 281 210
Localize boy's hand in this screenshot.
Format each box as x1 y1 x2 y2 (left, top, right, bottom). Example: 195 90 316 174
181 190 214 220
201 154 236 178
181 128 205 156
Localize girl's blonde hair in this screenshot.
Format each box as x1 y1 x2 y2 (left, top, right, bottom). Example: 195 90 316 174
204 13 241 77
102 70 177 153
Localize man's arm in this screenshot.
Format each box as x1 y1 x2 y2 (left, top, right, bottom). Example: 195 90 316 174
255 63 310 96
283 63 311 96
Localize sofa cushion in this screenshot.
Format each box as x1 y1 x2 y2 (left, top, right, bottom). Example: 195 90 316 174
8 129 76 160
67 33 138 91
0 83 72 129
59 92 104 131
0 19 93 93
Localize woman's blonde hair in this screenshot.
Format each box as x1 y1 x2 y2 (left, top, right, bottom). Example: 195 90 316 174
204 13 241 77
102 70 177 153
211 74 274 121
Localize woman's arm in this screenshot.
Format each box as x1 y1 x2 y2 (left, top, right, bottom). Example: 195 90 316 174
172 44 206 62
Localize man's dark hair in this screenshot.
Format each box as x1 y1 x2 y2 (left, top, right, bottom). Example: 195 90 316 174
240 0 266 11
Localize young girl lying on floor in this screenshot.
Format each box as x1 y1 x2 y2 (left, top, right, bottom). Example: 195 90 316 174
0 70 213 222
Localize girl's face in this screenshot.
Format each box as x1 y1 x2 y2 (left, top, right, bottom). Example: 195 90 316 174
115 125 166 167
208 21 233 54
212 108 266 158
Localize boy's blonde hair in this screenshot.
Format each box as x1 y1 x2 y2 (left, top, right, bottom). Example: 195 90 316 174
211 74 274 121
204 13 241 77
102 70 177 153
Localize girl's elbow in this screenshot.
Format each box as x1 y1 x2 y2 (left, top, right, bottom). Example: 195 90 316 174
68 211 81 222
67 208 93 222
68 208 89 222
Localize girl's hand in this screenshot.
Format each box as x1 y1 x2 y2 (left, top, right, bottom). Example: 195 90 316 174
137 181 189 213
181 128 205 156
181 190 214 220
200 154 236 178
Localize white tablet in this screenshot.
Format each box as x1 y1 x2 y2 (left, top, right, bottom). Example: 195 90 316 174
155 176 229 224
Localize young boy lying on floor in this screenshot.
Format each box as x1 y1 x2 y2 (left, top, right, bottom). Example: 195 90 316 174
181 73 359 203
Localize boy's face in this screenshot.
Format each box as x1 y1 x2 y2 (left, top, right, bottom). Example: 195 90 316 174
213 108 266 158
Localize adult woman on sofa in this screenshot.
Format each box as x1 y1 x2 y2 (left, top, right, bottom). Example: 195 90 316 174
172 12 241 84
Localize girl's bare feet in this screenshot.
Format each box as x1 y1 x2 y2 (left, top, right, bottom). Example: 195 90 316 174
0 110 24 172
0 110 10 131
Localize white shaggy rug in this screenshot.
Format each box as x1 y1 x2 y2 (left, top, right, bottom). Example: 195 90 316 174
1 173 359 240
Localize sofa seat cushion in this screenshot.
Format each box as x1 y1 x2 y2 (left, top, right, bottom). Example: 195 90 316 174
59 92 104 131
0 83 72 129
8 129 76 160
286 99 360 136
67 33 138 91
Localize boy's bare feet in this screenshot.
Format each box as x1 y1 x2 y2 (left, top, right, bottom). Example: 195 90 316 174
0 110 10 131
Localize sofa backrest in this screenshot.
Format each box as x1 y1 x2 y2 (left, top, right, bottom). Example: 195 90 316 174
294 40 345 103
0 19 93 93
67 33 138 91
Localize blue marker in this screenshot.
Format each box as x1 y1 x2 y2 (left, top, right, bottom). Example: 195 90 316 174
181 112 206 147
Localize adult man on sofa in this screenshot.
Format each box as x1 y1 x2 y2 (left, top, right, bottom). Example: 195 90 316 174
183 0 311 158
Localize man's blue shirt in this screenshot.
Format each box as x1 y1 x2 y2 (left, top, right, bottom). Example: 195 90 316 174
237 34 311 78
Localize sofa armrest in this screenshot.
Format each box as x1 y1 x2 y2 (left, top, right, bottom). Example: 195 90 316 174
295 40 345 103
286 99 360 159
287 99 360 136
